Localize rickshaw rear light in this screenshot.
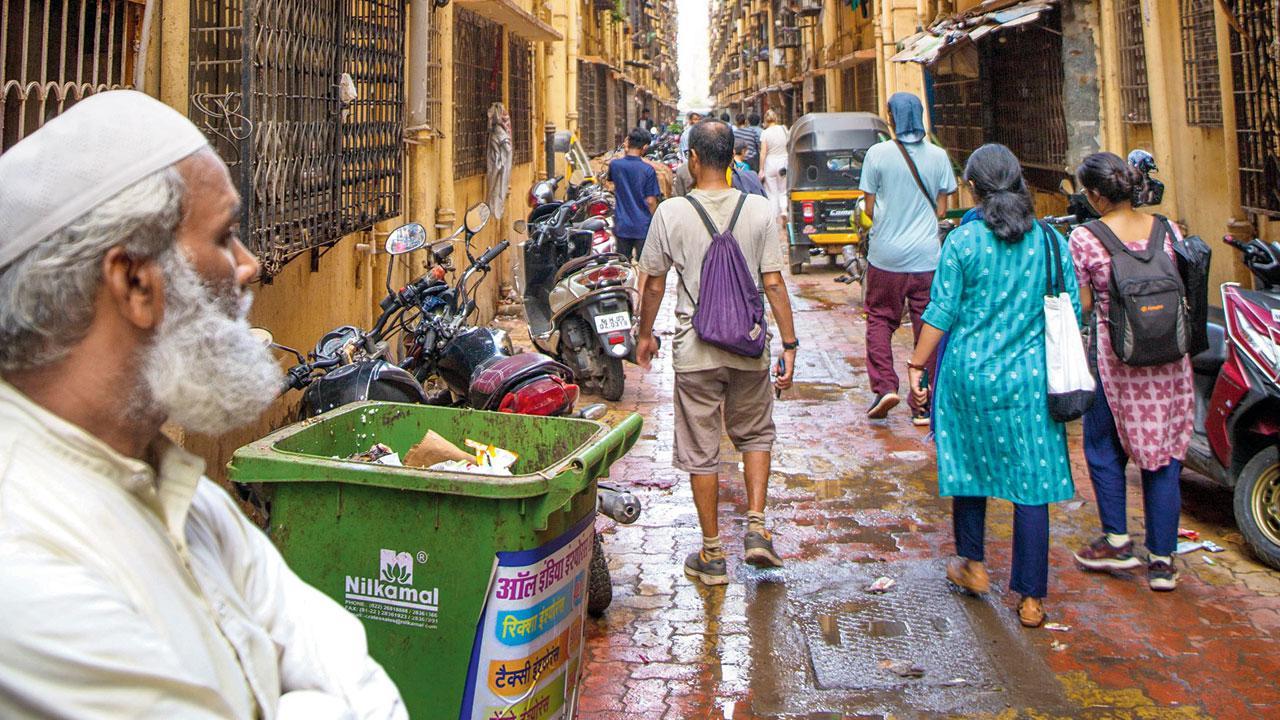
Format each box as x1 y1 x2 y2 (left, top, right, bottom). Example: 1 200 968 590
802 201 816 223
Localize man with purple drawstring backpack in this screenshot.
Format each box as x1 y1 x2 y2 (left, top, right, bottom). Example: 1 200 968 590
634 120 800 586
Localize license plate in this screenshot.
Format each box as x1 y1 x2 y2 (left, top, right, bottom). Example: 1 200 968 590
594 311 632 333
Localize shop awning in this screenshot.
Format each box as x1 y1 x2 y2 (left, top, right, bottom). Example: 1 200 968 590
890 0 1057 65
455 0 562 42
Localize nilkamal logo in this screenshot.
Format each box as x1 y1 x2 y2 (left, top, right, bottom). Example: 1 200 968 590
380 549 414 585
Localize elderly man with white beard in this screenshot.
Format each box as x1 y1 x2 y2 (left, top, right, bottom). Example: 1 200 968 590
0 91 406 719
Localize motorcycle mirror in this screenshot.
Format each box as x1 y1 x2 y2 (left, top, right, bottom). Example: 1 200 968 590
577 403 607 421
553 131 573 152
464 203 491 235
513 219 528 235
249 327 274 347
385 222 428 255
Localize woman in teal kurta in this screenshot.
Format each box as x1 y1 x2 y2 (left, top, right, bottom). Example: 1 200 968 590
906 144 1078 628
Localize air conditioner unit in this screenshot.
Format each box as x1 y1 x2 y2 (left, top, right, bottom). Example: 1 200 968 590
795 0 822 18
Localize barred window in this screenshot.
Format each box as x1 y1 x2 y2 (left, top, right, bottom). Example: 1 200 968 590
453 9 504 178
930 71 985 163
1179 0 1222 126
855 61 877 112
508 38 533 164
2 0 146 152
1225 0 1280 216
424 11 444 133
189 0 405 278
1117 0 1151 124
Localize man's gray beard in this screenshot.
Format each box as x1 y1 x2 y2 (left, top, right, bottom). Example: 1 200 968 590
134 251 282 435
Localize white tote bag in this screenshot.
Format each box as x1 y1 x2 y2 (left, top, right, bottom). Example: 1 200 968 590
1040 223 1095 422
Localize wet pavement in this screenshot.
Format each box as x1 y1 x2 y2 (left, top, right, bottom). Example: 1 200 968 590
513 262 1280 719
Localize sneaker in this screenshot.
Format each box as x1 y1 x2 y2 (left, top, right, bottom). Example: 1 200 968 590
911 409 930 426
683 550 729 586
867 392 901 419
1148 559 1179 591
1074 536 1143 571
744 530 784 568
946 557 990 594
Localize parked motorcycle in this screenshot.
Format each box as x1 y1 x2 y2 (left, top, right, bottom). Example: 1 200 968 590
264 203 639 614
515 198 638 401
1184 234 1280 569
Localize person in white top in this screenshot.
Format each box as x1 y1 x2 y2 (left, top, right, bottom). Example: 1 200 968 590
0 91 406 719
757 109 791 224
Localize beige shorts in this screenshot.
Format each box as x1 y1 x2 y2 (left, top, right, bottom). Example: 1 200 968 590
673 367 777 475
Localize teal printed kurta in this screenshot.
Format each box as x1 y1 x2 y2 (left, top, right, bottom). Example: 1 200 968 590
921 222 1078 505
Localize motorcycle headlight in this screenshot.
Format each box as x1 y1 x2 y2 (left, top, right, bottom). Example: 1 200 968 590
1227 289 1280 381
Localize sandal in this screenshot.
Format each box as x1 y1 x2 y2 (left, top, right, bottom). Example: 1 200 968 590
946 557 990 594
1018 596 1046 628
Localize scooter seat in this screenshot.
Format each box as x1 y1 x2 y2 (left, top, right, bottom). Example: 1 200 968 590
1192 323 1227 375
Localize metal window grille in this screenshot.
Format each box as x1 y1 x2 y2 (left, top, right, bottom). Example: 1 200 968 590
576 59 594 152
453 9 503 178
840 67 854 111
1180 0 1222 126
984 20 1067 184
930 71 985 163
508 37 532 164
2 0 146 152
1117 0 1151 124
1225 0 1280 216
424 10 443 133
189 0 405 278
811 75 826 113
855 61 876 112
613 74 627 144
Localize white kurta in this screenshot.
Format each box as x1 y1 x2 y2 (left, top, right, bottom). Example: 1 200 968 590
0 380 407 719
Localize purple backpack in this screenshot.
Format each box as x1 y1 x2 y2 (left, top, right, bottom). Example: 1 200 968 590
678 193 768 358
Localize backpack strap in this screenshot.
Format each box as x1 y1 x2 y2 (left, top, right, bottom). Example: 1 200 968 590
677 191 751 311
726 192 748 233
1085 218 1158 262
683 195 721 237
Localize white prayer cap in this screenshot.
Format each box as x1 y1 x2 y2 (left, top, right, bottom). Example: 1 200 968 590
0 90 210 270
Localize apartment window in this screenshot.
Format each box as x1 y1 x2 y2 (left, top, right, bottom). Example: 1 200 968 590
930 71 985 163
508 37 533 164
3 0 147 152
1225 0 1280 216
453 9 504 178
1117 0 1152 124
189 0 405 278
1179 0 1222 126
811 75 827 114
840 68 855 111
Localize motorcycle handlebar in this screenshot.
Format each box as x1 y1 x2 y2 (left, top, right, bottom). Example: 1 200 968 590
475 239 510 269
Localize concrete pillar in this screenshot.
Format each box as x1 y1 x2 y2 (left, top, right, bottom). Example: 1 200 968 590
1061 0 1103 168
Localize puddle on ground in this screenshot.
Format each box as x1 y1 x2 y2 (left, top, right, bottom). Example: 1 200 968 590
865 619 910 638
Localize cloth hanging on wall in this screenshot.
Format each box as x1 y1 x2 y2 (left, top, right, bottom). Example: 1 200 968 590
486 102 513 220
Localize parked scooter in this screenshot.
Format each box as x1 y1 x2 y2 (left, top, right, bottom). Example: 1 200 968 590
1184 235 1280 569
515 198 638 401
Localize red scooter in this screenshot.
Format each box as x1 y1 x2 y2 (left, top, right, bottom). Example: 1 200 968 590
1185 235 1280 569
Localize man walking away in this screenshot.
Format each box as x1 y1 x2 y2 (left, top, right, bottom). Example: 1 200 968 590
858 92 957 424
635 120 799 585
639 108 655 132
733 113 761 172
607 128 662 261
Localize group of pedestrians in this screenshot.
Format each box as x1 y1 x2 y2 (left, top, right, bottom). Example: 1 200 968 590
635 94 1195 632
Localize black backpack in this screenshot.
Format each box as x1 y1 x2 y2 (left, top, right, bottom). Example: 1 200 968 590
1165 218 1213 357
1086 218 1189 366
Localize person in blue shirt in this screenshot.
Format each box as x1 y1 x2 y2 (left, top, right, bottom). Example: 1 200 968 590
606 128 663 261
678 111 702 157
857 92 958 424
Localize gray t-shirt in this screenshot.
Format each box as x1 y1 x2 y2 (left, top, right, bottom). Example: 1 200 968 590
639 188 785 373
858 139 957 273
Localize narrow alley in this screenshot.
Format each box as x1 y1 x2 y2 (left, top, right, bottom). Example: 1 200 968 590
575 266 1280 720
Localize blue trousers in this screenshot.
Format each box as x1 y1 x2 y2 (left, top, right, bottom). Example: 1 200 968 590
953 496 1050 598
1082 383 1182 557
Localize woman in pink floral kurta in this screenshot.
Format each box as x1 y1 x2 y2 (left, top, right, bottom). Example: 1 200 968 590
1067 153 1193 592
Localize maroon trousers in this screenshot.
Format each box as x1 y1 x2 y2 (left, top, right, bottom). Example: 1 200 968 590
864 264 934 412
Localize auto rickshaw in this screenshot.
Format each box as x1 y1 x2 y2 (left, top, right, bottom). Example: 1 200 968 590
786 112 891 276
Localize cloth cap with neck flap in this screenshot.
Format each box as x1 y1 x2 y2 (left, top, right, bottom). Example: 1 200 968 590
0 90 210 270
887 92 927 144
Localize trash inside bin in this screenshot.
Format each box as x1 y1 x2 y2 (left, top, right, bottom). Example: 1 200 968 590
228 401 642 720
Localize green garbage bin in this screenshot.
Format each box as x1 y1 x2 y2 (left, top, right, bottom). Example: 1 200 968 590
227 401 642 720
